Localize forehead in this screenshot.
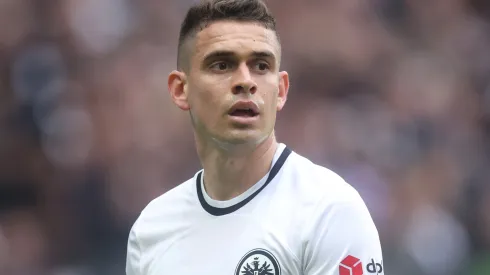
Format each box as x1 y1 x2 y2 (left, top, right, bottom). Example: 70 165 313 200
193 21 280 61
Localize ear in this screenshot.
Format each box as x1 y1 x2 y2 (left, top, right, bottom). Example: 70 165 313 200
277 71 289 111
168 70 190 111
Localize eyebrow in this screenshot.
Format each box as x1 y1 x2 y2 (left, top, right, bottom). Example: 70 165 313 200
250 50 276 60
202 50 276 64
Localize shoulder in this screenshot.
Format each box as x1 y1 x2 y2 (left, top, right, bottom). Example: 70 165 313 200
286 153 384 274
285 150 362 207
287 151 379 240
130 173 198 234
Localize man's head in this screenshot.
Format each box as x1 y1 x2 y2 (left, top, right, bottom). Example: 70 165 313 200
176 0 279 72
168 0 289 149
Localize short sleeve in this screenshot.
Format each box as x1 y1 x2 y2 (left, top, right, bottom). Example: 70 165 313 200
302 189 384 275
126 226 142 275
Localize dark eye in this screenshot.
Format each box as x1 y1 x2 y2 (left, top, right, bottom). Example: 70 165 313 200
210 61 231 71
254 61 270 72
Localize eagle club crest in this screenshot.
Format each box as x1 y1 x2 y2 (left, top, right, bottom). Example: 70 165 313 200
235 249 281 275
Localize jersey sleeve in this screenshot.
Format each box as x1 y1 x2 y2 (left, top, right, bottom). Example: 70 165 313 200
302 188 384 275
126 226 142 275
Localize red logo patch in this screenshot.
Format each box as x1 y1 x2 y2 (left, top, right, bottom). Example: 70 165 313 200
339 255 363 275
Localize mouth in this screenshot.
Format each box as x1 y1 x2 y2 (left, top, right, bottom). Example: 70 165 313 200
229 109 259 117
228 102 260 118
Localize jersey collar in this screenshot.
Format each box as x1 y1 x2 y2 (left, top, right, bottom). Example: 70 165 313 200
196 146 292 216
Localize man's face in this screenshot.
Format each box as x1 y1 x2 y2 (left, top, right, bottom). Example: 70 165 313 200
180 21 288 147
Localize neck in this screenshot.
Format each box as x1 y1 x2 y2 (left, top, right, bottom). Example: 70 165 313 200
196 133 278 201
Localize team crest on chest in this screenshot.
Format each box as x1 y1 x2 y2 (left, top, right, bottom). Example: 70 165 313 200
235 249 281 275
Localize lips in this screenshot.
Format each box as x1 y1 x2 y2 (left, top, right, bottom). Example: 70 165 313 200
228 101 259 117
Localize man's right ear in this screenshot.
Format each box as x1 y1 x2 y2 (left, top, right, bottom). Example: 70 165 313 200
168 70 190 111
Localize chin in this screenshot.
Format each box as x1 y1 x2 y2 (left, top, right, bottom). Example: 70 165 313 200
213 131 270 150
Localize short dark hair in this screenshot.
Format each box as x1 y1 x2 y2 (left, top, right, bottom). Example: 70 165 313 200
177 0 278 71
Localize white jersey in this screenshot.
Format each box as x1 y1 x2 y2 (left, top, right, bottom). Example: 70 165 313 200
126 144 384 275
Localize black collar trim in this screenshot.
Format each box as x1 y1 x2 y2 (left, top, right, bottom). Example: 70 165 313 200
196 147 292 216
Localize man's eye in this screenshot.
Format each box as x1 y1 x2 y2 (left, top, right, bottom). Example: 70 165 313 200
210 62 230 71
254 62 270 72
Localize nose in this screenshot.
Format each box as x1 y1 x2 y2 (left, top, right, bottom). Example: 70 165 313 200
232 63 257 95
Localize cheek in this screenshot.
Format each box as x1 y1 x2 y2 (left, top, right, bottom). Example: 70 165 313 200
188 81 212 107
261 85 279 108
190 82 228 118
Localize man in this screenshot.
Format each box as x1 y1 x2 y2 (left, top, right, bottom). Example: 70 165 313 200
126 0 384 274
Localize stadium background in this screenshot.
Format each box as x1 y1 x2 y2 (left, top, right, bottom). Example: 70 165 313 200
0 0 489 274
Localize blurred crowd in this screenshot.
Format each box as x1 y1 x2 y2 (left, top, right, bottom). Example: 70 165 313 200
0 0 489 274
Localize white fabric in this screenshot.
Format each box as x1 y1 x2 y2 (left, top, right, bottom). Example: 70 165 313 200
126 143 384 275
